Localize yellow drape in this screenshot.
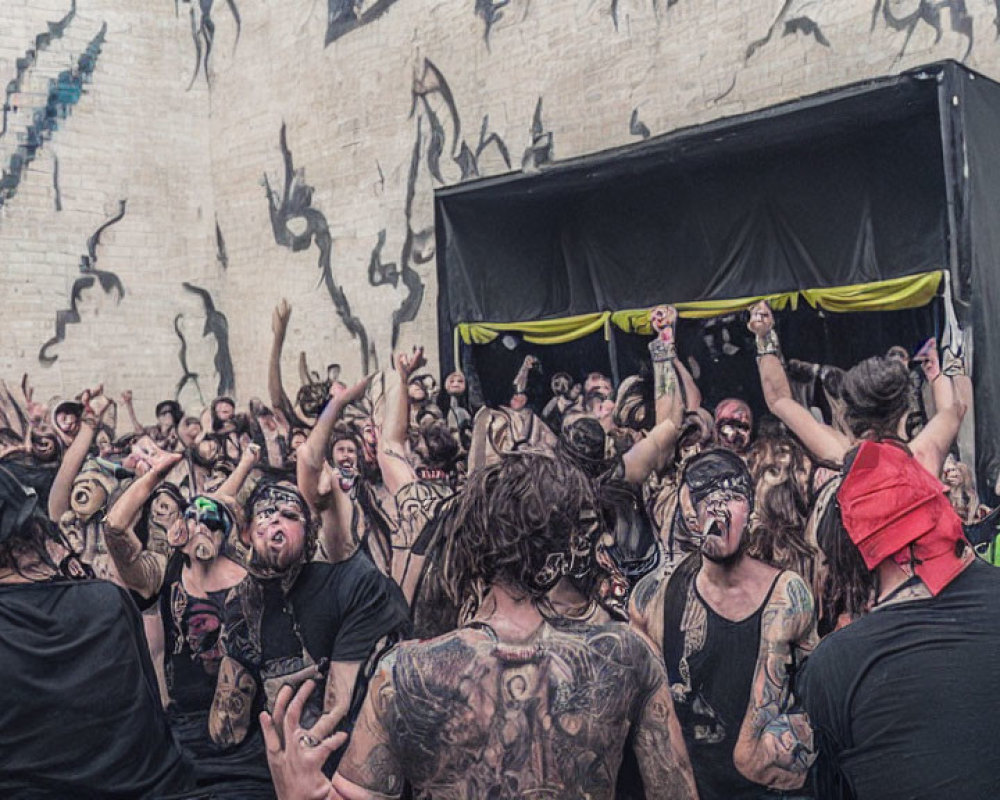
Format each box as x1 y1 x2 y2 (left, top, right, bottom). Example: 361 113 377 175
456 270 943 346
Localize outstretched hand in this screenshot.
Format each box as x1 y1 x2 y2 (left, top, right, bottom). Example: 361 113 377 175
396 346 426 380
329 377 368 408
650 305 677 340
261 680 348 800
913 337 941 382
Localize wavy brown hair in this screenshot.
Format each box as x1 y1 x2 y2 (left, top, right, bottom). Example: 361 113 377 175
440 450 599 605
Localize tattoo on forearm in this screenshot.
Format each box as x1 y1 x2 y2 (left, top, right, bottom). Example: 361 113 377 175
653 360 678 401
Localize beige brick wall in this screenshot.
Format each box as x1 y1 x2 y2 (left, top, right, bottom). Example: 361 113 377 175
3 0 999 418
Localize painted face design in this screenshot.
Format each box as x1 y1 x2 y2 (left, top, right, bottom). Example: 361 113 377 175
150 491 183 533
249 490 307 574
693 488 751 563
714 399 753 454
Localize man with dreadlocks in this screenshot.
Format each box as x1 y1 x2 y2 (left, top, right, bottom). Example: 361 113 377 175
631 448 817 799
796 439 1000 800
261 449 698 800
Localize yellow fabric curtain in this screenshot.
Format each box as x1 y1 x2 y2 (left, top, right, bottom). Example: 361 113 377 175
457 312 611 347
455 270 943 347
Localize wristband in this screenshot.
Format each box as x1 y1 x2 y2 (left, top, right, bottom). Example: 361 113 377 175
648 338 676 363
755 329 781 359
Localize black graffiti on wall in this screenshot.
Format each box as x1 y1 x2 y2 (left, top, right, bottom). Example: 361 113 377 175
326 0 403 45
52 152 63 211
215 218 229 269
1 1 77 138
264 124 377 372
629 108 650 139
476 0 510 45
746 1 829 60
0 23 106 210
180 283 236 397
39 200 126 366
521 97 553 171
179 0 242 90
871 0 972 62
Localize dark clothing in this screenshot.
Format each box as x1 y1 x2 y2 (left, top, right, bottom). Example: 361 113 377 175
157 555 273 796
0 580 195 799
662 554 787 800
797 560 1000 800
250 554 411 727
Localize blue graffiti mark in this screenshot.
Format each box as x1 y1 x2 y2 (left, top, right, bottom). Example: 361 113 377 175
1 1 77 139
0 22 106 209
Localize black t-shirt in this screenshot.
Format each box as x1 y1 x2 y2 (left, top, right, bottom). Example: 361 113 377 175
797 560 1000 800
0 580 195 799
251 553 411 726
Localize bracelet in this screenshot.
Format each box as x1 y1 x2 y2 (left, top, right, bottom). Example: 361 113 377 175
648 338 676 363
941 347 967 378
755 329 781 359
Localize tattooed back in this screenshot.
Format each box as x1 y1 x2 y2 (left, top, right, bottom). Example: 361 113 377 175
337 618 674 799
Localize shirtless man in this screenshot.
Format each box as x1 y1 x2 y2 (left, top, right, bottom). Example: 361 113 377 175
263 450 698 800
631 448 816 799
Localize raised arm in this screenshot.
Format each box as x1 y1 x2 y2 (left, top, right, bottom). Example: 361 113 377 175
217 443 261 498
733 571 817 790
104 450 182 598
269 299 306 427
910 338 969 478
622 307 683 484
297 378 367 510
749 302 850 465
47 390 111 521
378 348 423 496
120 390 144 434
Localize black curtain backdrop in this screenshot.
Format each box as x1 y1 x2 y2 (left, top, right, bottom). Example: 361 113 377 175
437 67 948 332
436 62 1000 497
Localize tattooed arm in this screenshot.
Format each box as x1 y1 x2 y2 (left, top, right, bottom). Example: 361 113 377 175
632 663 699 800
733 571 817 789
209 655 257 747
749 301 850 465
104 451 181 598
333 664 405 800
629 567 667 658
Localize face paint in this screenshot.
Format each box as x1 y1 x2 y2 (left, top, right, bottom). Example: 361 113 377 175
248 484 309 575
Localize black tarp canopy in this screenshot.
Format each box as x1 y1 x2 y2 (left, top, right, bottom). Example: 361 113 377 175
434 61 1000 502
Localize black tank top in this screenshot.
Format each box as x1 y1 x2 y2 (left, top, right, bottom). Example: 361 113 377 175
662 554 785 800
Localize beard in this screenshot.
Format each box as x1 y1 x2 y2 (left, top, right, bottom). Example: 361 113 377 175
698 515 748 566
250 538 305 578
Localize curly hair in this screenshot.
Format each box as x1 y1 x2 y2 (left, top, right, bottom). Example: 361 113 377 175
840 356 911 440
440 450 599 605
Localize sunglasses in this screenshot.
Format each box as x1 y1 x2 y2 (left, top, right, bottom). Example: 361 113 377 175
184 497 232 535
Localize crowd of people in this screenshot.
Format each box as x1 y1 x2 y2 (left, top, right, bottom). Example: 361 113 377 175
1 297 998 800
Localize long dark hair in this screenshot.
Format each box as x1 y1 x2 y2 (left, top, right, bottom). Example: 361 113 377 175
440 450 598 606
841 356 911 440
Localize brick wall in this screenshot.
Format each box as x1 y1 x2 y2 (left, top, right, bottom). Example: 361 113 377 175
2 0 998 418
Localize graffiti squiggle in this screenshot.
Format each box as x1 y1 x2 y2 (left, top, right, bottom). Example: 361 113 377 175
181 282 236 397
870 0 972 63
264 124 376 372
182 0 242 90
39 199 126 366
